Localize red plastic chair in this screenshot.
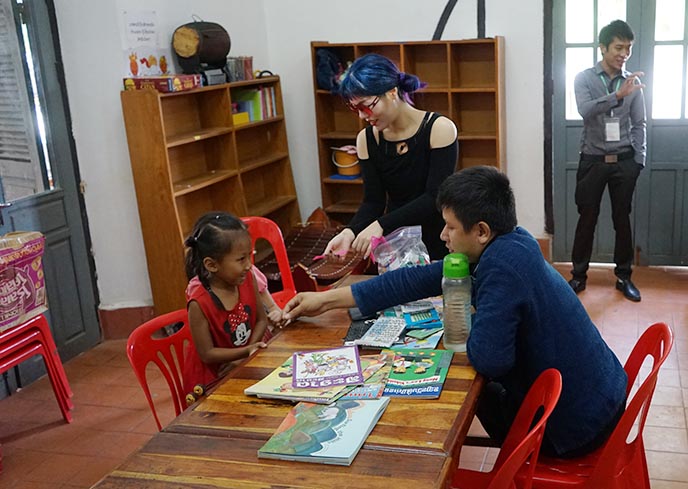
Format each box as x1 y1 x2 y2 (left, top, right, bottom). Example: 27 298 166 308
241 216 297 308
528 322 674 489
0 314 72 401
0 341 72 422
0 314 73 417
126 309 191 431
450 369 563 489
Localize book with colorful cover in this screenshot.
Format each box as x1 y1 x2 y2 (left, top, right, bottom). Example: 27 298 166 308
244 354 386 404
382 348 453 399
394 329 444 350
292 345 363 389
339 351 395 400
257 397 391 466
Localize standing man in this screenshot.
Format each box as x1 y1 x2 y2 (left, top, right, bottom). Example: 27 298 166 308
569 19 646 302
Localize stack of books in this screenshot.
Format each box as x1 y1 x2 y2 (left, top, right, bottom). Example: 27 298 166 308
244 346 392 404
249 345 453 466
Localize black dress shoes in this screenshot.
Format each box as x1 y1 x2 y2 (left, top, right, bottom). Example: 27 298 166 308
568 279 586 294
616 279 641 302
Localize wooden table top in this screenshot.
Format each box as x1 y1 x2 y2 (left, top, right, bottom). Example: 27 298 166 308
93 432 455 489
95 299 483 488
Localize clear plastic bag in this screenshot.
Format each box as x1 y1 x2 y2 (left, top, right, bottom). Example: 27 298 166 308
370 226 430 274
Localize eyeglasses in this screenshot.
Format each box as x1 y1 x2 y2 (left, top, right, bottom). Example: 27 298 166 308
346 96 380 117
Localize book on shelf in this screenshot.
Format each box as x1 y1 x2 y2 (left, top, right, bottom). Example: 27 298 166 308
292 345 363 389
382 348 453 399
232 86 277 122
257 397 391 466
244 353 387 404
233 88 263 122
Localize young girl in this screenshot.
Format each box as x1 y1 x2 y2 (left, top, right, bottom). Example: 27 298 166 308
182 212 269 395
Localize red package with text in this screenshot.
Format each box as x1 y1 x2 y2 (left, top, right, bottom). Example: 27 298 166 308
0 232 47 332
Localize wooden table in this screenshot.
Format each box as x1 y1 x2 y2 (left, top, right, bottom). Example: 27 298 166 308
94 307 483 488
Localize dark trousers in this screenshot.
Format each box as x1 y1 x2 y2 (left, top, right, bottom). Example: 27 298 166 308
570 156 641 282
476 381 624 458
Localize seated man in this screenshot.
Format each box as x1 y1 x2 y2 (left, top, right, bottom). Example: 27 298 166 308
284 166 626 458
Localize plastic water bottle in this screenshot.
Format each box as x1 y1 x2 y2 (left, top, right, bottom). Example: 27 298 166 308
442 253 472 352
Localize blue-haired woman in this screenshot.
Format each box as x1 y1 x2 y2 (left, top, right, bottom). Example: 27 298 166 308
323 53 458 261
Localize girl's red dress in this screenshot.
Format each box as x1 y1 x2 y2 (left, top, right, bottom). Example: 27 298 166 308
183 273 258 394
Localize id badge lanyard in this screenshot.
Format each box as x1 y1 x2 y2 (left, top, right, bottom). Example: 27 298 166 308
600 75 622 142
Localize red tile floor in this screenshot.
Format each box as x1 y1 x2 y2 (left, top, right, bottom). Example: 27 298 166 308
0 264 686 488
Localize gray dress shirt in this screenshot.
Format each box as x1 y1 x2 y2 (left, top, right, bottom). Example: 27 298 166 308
574 62 647 166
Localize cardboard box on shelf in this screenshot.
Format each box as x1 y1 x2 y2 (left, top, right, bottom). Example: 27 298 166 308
0 232 47 332
122 74 203 93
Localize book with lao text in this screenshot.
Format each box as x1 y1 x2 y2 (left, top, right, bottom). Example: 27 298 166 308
292 345 363 389
257 397 390 466
244 353 386 404
382 348 453 399
339 350 395 400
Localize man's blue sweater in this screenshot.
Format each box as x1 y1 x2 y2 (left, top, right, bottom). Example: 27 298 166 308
352 227 627 455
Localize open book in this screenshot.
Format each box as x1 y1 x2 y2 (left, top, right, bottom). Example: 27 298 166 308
257 397 390 465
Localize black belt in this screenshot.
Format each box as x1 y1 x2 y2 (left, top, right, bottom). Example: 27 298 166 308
580 149 634 163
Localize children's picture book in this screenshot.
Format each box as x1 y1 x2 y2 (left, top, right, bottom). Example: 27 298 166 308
339 351 395 400
394 329 444 350
382 348 453 399
244 354 386 404
292 346 363 389
257 397 391 466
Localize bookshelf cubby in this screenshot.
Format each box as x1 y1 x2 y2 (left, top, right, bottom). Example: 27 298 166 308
311 38 505 220
121 76 300 314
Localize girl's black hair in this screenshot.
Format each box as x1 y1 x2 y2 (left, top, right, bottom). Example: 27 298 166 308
184 211 248 286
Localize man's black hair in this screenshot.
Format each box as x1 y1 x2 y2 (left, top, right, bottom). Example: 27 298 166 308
599 19 635 47
437 166 517 235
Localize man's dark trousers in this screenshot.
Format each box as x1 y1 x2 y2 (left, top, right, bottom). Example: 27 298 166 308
571 154 641 282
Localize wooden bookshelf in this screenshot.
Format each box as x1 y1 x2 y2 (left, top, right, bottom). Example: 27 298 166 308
121 76 300 314
311 38 505 220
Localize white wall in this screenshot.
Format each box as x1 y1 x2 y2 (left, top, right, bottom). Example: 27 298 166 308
53 0 269 309
53 0 544 310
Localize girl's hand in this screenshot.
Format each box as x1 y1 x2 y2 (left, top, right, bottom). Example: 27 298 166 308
248 341 267 356
323 228 355 256
267 307 288 328
351 221 383 259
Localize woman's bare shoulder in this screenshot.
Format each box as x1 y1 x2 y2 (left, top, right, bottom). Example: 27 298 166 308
356 127 371 159
429 116 458 149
